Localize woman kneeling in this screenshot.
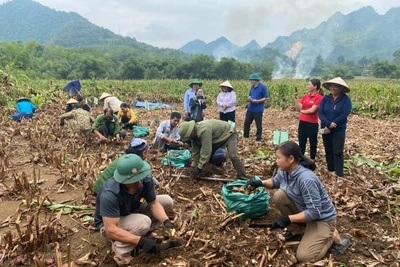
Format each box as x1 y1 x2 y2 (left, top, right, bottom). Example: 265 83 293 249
248 141 337 263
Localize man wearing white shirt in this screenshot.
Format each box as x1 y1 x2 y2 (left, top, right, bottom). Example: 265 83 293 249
152 111 182 152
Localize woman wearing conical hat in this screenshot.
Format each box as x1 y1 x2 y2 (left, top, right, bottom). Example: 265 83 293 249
66 98 78 112
217 80 236 123
318 77 352 178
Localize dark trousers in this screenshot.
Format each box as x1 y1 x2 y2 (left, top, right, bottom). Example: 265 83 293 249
11 112 33 121
120 115 136 129
298 121 319 160
219 110 236 123
244 111 263 140
98 125 126 139
322 133 346 177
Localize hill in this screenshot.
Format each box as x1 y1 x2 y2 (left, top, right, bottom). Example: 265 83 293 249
0 0 190 60
266 6 400 63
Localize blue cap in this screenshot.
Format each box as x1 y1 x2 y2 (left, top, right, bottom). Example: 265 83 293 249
212 148 226 159
130 138 148 148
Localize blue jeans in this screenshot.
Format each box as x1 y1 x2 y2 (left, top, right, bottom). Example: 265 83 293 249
11 112 33 121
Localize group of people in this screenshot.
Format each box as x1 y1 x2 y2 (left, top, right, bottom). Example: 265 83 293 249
10 74 352 264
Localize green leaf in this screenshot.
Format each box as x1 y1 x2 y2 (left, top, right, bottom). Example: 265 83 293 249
191 209 198 218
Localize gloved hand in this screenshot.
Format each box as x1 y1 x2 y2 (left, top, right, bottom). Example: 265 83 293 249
246 177 263 189
271 216 291 229
163 219 174 229
191 167 202 179
138 237 160 254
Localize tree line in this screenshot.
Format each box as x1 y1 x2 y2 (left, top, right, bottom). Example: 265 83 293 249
1 40 399 81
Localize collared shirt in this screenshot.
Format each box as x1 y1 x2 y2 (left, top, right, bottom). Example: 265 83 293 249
217 91 236 113
272 165 336 222
94 177 156 229
247 82 269 112
153 120 181 143
184 88 196 113
299 93 323 123
92 114 121 136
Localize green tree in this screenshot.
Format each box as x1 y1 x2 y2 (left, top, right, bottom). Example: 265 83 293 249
311 55 327 75
393 49 400 64
371 60 398 78
119 56 145 79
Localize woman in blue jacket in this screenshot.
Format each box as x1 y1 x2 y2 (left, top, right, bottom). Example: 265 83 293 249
12 97 36 121
318 77 352 177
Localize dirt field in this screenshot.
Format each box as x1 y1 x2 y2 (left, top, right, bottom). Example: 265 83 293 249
0 103 399 266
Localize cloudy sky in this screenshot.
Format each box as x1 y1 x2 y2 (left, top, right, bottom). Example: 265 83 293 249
2 0 400 48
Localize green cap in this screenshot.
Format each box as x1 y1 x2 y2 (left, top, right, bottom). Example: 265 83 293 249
113 154 151 184
178 121 195 140
248 73 261 81
189 79 203 88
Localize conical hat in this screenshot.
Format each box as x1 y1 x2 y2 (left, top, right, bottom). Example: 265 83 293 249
219 80 233 89
99 92 112 100
322 77 350 93
66 98 78 104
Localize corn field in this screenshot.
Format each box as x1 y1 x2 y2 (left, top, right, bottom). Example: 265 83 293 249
2 79 400 117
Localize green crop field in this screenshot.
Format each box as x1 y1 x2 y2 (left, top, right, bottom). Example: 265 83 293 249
2 79 400 118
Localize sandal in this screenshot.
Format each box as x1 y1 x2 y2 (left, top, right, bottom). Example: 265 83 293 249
279 230 303 242
329 236 351 255
112 244 133 266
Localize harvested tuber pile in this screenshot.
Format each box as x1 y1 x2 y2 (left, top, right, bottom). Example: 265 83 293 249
231 186 260 195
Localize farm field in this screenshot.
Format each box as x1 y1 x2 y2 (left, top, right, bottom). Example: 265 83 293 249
0 79 399 266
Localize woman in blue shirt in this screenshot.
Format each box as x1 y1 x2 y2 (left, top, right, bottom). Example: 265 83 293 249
247 141 346 263
12 97 36 121
319 77 352 177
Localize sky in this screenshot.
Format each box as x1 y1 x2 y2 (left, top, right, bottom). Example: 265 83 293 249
2 0 400 48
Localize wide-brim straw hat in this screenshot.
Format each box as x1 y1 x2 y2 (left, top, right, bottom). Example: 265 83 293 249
66 98 78 105
99 92 112 100
219 81 233 89
322 77 350 93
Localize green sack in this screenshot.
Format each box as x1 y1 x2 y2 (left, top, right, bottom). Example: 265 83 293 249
133 126 149 137
221 176 270 219
162 150 191 168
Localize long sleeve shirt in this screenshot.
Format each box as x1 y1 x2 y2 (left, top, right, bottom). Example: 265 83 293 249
104 96 123 112
189 98 207 122
92 114 121 136
318 93 352 134
184 88 196 113
217 91 236 113
152 120 180 144
16 100 36 114
191 120 234 169
117 109 136 124
272 165 337 222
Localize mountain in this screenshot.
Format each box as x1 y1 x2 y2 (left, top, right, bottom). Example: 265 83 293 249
242 40 261 50
180 37 262 61
0 0 190 60
266 6 400 63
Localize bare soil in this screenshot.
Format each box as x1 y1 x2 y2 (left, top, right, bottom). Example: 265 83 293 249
0 103 399 266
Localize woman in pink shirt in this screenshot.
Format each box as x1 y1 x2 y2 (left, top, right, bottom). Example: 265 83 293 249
217 81 236 123
294 79 324 160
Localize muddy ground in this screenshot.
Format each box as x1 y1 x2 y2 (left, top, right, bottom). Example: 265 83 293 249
0 103 399 267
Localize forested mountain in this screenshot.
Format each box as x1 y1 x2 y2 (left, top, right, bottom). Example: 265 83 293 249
266 6 400 63
0 0 190 60
181 7 400 63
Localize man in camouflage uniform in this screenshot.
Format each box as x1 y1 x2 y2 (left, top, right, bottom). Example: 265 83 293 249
60 104 94 134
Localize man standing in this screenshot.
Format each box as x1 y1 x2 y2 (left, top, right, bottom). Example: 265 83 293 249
184 79 202 117
178 119 247 180
243 73 269 141
92 108 126 143
94 154 175 265
152 111 183 152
